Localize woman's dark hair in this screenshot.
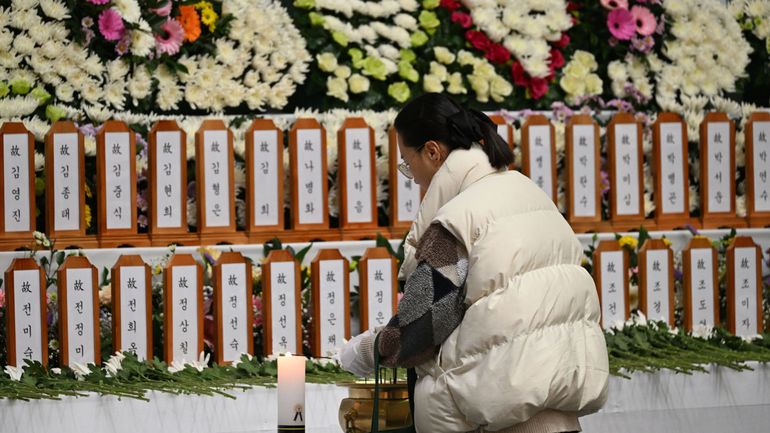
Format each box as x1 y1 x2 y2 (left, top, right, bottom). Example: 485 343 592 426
393 93 514 169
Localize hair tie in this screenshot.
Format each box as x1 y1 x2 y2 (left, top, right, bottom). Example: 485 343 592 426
448 109 483 144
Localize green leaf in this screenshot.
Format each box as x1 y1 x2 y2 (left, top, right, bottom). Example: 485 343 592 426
55 251 65 266
294 243 313 264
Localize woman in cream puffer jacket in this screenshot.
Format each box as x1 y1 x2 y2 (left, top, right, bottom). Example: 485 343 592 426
340 94 608 433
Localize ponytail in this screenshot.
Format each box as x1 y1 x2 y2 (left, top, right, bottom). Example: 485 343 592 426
394 93 514 170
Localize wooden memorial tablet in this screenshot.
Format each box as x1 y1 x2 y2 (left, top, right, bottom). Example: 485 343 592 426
638 239 675 326
0 122 36 250
213 251 254 364
195 120 244 244
148 120 196 246
699 113 744 228
111 255 152 360
726 236 763 336
263 249 303 355
4 258 47 367
682 237 719 331
358 247 398 332
489 114 515 170
286 118 337 242
608 113 645 231
521 115 557 203
566 114 606 232
746 112 770 227
338 117 379 240
57 256 100 366
97 120 149 247
592 240 630 329
388 127 421 239
163 254 203 364
653 113 692 230
310 249 350 358
246 118 285 243
45 121 97 248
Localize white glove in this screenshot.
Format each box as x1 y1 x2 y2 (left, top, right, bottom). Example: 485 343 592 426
339 329 377 377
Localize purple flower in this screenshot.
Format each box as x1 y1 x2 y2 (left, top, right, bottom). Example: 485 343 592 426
550 101 574 121
187 181 196 199
77 122 97 137
115 35 131 56
684 224 700 235
83 28 95 47
674 269 684 283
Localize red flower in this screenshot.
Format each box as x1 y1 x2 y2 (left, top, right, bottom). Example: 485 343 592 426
549 49 565 69
440 0 462 11
553 33 570 49
510 61 529 87
451 11 473 29
465 30 491 51
485 43 510 64
529 78 549 100
567 2 580 12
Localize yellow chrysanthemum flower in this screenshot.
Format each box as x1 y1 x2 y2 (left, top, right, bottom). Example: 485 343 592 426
200 7 218 32
85 205 92 229
618 235 638 250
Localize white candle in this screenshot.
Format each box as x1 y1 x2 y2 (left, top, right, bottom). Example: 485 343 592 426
277 353 306 431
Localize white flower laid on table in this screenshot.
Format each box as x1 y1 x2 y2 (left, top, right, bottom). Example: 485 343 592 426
104 351 126 378
4 365 24 382
71 362 92 381
167 351 211 374
463 0 573 78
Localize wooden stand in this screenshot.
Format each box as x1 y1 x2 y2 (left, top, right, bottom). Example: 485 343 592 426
653 113 696 230
489 114 515 170
388 127 419 240
246 119 285 244
638 239 675 326
0 122 36 251
195 120 246 245
521 114 557 203
97 120 150 247
111 255 153 360
163 254 204 364
213 252 253 364
725 237 763 336
682 237 719 332
310 249 350 358
566 114 610 233
608 113 647 232
287 118 339 242
4 258 47 367
592 240 630 329
338 117 380 240
262 250 303 356
45 121 98 248
358 247 398 332
149 120 197 247
57 256 100 366
699 113 746 229
745 112 770 227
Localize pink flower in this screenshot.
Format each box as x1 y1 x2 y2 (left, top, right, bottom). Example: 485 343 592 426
600 0 628 9
87 0 110 4
607 8 635 41
630 6 656 36
451 11 473 29
155 19 185 56
151 1 172 17
98 9 125 41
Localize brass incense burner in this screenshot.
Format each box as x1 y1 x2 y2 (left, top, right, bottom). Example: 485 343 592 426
338 380 412 433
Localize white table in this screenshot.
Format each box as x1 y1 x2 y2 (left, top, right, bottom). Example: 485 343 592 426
1 363 769 433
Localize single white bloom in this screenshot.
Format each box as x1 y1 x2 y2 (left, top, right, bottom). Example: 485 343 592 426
4 365 23 382
71 362 92 380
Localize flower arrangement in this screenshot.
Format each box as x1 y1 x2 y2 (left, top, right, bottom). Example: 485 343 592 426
0 0 311 115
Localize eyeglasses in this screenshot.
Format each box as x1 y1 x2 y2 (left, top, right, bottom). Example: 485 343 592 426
397 145 424 180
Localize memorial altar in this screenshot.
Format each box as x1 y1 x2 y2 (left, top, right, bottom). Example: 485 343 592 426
3 0 770 432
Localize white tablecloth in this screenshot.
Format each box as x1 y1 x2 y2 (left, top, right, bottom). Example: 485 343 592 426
2 363 770 433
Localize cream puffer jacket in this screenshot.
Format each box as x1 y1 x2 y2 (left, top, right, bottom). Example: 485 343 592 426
399 146 609 433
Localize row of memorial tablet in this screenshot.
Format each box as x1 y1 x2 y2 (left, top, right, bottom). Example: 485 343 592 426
594 235 764 337
1 112 769 249
3 247 396 368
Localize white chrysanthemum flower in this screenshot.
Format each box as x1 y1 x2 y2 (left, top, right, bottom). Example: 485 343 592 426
130 22 155 57
112 0 141 23
39 0 68 20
